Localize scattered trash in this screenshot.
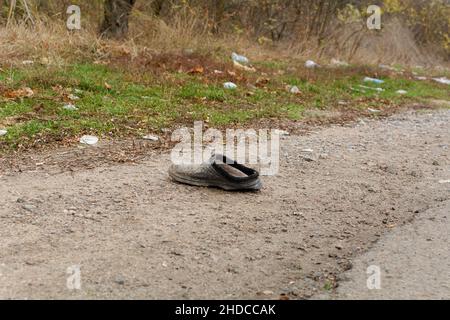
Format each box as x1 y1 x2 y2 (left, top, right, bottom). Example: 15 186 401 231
213 70 224 75
262 290 274 296
338 100 348 105
63 103 78 111
233 60 256 72
432 77 450 85
0 129 7 136
223 82 237 90
302 148 314 153
285 85 300 94
330 58 349 67
358 85 384 92
396 89 407 95
363 77 384 84
68 94 80 101
368 108 381 113
274 129 290 136
22 60 34 65
438 179 450 184
305 60 319 69
231 52 249 65
80 135 99 145
378 64 395 71
415 76 427 81
142 134 159 141
169 154 262 191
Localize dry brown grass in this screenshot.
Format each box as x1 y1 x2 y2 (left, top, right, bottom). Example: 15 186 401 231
0 8 448 71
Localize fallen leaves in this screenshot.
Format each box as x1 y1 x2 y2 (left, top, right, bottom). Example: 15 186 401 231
187 66 204 74
255 77 270 87
104 82 112 90
4 87 34 99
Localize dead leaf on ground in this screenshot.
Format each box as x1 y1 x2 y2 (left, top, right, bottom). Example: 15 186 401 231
255 77 270 87
4 87 35 99
187 66 204 74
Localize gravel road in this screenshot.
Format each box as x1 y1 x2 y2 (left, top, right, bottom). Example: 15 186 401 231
0 109 449 299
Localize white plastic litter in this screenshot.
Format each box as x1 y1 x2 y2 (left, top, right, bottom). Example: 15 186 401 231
63 103 78 111
438 179 450 184
305 60 319 68
358 85 384 92
368 108 381 113
0 129 7 136
396 90 407 95
415 76 427 81
273 129 290 136
378 64 395 71
432 77 450 85
363 77 384 84
80 135 98 145
233 60 256 72
22 60 34 65
330 58 349 67
231 52 249 65
68 94 80 100
286 85 300 94
224 82 237 90
143 134 159 141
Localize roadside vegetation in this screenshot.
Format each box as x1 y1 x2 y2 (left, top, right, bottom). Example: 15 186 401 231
0 0 449 153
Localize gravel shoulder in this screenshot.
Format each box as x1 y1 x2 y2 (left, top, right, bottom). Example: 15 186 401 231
0 110 449 299
318 200 450 300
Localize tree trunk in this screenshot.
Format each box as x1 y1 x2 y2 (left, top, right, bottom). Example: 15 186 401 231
100 0 136 39
0 0 4 22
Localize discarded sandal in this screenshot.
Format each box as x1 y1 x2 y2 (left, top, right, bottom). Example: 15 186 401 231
169 154 262 191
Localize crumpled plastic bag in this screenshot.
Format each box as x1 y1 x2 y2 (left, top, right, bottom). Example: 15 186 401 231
231 52 249 65
80 135 99 145
224 82 237 90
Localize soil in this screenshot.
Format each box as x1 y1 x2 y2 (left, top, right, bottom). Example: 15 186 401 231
0 109 449 299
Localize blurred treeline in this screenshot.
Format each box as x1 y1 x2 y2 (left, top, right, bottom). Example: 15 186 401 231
0 0 449 62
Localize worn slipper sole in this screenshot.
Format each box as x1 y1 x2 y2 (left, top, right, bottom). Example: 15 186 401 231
168 169 261 191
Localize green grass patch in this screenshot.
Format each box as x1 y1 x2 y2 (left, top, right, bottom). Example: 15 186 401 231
0 61 449 152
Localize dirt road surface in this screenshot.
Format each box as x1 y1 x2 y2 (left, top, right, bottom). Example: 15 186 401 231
320 200 450 299
0 109 449 299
